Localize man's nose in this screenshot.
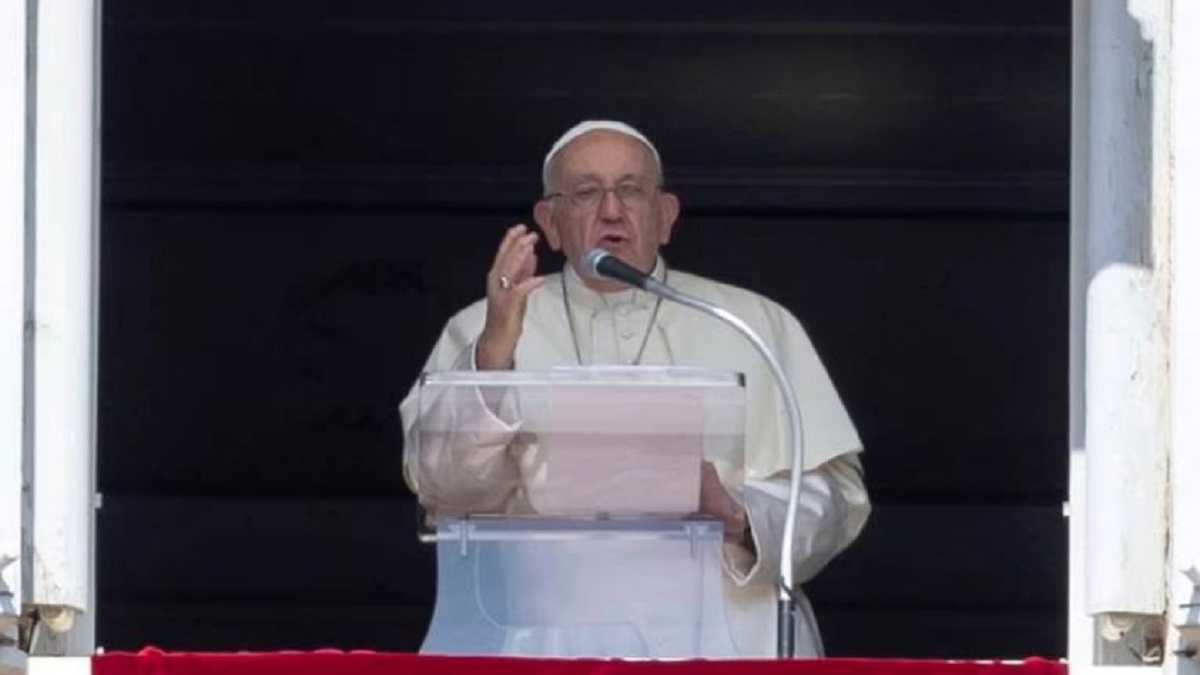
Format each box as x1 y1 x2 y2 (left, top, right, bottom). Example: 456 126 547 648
598 188 624 220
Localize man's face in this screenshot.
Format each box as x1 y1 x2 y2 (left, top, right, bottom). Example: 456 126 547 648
534 130 680 291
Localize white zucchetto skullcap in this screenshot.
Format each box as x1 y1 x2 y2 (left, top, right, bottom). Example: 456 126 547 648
541 120 662 194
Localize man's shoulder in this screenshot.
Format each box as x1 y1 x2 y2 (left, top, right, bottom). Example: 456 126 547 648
669 268 791 319
447 297 488 326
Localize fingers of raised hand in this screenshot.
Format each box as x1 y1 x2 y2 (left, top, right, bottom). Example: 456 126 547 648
492 224 528 268
490 226 540 296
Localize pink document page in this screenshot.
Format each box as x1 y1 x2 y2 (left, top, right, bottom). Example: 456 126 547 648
524 386 703 516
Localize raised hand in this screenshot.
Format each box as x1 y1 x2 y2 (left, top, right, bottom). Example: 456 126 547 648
476 224 545 370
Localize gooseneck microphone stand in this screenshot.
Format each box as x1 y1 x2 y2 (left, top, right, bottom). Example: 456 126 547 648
583 250 807 658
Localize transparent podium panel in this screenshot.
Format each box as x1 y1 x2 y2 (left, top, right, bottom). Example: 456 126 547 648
410 367 746 519
420 518 738 658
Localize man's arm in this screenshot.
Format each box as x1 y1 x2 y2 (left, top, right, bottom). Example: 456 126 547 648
711 295 869 586
400 224 545 515
722 453 870 587
400 336 527 515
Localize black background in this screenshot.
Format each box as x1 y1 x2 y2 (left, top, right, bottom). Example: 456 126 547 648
97 0 1069 658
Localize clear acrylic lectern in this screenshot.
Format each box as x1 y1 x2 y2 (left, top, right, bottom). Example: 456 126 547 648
409 367 746 658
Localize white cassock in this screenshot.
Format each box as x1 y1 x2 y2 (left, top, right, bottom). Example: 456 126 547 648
399 258 870 658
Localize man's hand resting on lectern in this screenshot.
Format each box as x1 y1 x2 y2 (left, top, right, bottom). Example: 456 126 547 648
700 461 755 554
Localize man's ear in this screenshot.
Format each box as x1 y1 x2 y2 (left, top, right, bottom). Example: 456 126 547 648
533 200 562 251
656 192 681 245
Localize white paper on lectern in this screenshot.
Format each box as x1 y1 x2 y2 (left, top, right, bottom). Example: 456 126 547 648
524 384 703 516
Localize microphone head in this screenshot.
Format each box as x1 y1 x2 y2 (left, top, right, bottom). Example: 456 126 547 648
582 248 611 278
580 248 652 290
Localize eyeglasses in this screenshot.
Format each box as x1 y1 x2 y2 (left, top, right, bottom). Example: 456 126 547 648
544 182 662 211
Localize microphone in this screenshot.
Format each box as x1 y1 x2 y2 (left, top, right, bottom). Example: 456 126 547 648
582 248 655 290
582 245 808 658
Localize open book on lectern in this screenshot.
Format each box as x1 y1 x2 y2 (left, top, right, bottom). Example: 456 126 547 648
410 365 746 525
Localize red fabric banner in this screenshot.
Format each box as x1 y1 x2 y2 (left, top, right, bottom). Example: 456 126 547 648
93 650 1066 675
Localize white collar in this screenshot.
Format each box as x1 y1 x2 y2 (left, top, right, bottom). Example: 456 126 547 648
562 256 666 312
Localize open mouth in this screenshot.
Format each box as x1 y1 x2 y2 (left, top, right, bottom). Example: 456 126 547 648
598 233 630 247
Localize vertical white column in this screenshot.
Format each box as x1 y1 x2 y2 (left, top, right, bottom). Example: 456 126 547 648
1 0 29 672
1071 0 1171 666
1067 0 1093 667
1167 0 1200 670
30 0 100 655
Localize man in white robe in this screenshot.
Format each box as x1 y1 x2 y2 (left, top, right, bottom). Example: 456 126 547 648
399 120 870 658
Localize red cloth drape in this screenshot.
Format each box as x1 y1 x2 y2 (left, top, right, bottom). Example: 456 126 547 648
93 650 1067 675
